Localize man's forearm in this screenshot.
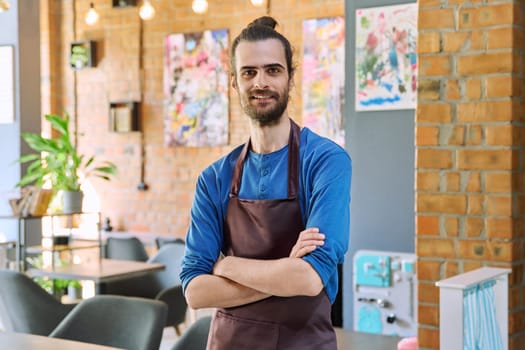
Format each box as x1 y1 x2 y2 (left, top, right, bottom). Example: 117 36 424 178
214 256 323 297
184 273 270 309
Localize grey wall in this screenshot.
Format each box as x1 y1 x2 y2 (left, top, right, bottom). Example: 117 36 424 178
0 0 41 242
343 0 416 329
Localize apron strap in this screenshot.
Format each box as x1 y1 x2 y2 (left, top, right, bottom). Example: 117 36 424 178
230 118 300 198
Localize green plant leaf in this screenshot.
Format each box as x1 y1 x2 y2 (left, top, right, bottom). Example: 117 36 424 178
15 112 117 194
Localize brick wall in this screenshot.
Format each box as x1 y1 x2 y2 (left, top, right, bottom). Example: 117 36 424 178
417 0 525 349
41 0 343 235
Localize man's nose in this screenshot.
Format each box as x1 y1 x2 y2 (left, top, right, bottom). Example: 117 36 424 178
254 73 269 89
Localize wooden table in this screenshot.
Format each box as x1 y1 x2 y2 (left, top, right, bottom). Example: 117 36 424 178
27 259 165 293
335 328 402 349
0 332 123 350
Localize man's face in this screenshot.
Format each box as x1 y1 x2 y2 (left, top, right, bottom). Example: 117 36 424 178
232 39 292 126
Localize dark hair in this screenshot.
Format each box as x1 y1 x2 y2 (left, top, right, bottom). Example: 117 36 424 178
230 16 295 79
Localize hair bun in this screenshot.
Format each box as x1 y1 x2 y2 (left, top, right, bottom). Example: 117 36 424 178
249 16 278 29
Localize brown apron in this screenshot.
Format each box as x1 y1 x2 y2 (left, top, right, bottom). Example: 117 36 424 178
207 120 336 350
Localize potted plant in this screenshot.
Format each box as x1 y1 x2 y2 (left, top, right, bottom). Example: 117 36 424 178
16 113 117 213
26 256 82 300
66 280 83 300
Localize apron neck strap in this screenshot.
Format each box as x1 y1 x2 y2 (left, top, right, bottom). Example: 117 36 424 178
231 119 300 198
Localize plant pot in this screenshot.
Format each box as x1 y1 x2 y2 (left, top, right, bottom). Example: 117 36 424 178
68 284 83 300
62 190 83 214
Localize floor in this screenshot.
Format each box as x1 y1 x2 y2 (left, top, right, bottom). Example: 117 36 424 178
160 308 214 350
159 327 179 350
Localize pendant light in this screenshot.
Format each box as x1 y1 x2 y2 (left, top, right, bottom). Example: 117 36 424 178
85 2 99 26
0 0 10 12
192 0 208 14
251 0 264 6
139 0 155 20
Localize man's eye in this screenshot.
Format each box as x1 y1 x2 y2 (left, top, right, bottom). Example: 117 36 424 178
268 68 281 74
242 70 256 77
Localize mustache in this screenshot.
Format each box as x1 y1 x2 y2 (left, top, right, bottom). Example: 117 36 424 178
250 89 279 98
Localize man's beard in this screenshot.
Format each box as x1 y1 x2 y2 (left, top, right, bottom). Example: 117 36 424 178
240 88 289 127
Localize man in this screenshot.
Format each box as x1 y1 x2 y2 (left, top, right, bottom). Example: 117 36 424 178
180 16 351 350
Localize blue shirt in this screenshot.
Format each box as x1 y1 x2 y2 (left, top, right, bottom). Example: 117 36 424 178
180 127 352 303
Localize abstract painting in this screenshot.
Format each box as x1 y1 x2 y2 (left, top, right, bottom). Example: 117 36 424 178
164 29 229 146
355 4 418 111
302 17 345 146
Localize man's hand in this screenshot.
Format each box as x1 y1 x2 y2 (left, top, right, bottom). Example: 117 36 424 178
289 227 325 258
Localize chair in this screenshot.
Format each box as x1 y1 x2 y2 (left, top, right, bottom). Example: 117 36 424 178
149 242 188 334
171 316 212 350
104 236 149 261
50 295 167 350
155 236 185 250
102 243 189 335
0 269 76 335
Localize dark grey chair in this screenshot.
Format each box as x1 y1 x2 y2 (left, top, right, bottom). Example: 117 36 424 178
50 295 167 350
149 243 188 335
0 269 76 336
102 243 189 335
171 316 212 350
104 236 149 261
99 236 151 295
155 236 185 250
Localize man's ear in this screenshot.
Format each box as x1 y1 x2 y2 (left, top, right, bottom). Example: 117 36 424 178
231 73 238 90
288 73 295 90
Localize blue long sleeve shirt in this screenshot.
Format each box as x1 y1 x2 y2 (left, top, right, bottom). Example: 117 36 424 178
180 127 352 303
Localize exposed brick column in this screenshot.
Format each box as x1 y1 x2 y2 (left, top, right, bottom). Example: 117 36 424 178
416 1 525 349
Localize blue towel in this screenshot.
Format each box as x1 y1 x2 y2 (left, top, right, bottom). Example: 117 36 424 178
463 280 503 350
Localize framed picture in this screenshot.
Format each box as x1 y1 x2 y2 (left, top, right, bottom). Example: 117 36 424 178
302 16 345 146
0 45 15 124
163 29 229 147
355 4 418 111
70 41 96 70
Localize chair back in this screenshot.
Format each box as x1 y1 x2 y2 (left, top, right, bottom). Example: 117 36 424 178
150 244 188 330
0 269 75 335
104 237 149 261
148 242 185 289
171 316 212 350
155 236 185 250
50 295 167 350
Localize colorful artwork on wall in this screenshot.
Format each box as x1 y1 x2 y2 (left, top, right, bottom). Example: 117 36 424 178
163 29 229 147
302 16 345 146
355 4 418 111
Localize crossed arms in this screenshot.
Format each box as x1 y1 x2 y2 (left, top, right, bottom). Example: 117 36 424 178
184 228 326 309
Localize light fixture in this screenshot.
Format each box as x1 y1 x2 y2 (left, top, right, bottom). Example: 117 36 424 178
139 0 155 20
192 0 208 14
251 0 264 6
85 2 99 26
0 0 10 12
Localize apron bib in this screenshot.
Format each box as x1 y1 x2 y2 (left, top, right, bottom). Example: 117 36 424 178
207 120 336 350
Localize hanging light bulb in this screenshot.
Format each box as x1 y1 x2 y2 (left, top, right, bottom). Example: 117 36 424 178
139 0 155 20
85 2 99 26
192 0 208 14
250 0 264 6
0 0 10 12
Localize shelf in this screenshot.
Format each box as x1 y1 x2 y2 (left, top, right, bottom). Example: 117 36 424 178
109 101 139 132
3 212 102 272
26 240 101 254
69 41 96 70
112 0 137 7
0 211 100 220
